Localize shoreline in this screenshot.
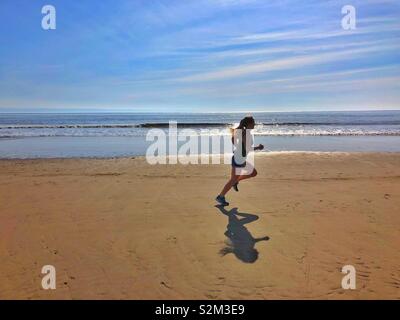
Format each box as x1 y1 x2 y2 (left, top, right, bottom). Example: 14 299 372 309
1 135 400 159
0 150 399 162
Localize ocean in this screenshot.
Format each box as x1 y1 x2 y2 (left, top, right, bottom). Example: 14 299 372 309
0 111 400 158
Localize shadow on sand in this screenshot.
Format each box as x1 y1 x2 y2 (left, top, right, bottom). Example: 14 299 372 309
215 205 269 263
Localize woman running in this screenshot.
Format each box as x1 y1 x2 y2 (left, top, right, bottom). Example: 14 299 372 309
216 116 263 206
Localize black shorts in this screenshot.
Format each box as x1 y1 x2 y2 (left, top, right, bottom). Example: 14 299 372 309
231 156 246 168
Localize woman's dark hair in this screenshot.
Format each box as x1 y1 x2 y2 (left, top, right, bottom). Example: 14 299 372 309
236 116 255 130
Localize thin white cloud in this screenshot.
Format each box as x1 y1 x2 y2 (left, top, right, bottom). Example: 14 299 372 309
245 65 400 87
177 44 400 82
208 38 393 60
169 74 400 99
229 21 400 46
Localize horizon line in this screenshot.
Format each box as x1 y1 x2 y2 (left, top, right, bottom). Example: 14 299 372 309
0 108 400 114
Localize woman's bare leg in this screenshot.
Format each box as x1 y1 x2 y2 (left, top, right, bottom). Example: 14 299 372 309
219 168 257 196
236 168 257 182
219 167 239 196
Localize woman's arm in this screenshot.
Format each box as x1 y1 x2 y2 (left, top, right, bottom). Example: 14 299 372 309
249 133 263 150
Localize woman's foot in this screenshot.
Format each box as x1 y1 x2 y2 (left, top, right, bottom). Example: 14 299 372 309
215 195 229 206
233 182 239 192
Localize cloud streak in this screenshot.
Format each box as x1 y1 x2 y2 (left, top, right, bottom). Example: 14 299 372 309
177 43 400 82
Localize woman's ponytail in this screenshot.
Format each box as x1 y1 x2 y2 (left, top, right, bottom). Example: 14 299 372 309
234 116 255 157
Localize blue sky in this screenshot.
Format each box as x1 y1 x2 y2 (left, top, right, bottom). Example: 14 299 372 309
0 0 399 112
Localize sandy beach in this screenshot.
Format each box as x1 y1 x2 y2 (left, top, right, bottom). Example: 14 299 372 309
0 152 399 299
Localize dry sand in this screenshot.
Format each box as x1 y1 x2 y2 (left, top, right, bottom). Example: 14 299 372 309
0 152 399 299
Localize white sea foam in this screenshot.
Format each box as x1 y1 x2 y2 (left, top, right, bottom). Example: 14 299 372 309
1 111 400 138
1 124 399 137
